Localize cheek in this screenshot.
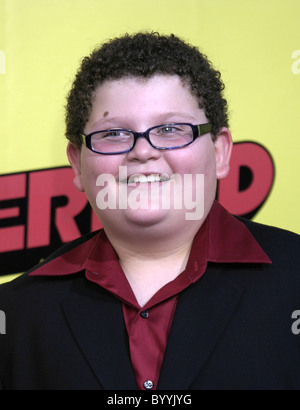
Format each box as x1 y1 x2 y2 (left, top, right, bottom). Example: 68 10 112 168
167 144 217 210
81 150 120 182
80 153 125 213
167 142 216 178
80 154 109 197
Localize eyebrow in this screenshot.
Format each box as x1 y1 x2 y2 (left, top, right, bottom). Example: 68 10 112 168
155 112 200 122
91 112 200 130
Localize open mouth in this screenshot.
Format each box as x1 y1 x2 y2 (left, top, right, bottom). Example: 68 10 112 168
127 174 170 184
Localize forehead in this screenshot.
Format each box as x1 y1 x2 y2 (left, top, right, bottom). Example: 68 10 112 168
85 75 204 131
94 74 196 101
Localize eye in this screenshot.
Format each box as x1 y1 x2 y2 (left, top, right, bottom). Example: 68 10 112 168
153 124 186 138
103 130 124 138
100 129 132 141
160 125 178 134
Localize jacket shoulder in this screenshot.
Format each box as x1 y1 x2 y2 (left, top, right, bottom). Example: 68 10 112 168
237 216 300 243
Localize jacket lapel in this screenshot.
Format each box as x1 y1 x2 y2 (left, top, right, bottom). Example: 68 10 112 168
61 277 137 390
60 266 244 390
157 264 244 390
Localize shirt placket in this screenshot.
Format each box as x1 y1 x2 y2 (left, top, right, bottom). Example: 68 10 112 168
122 297 177 390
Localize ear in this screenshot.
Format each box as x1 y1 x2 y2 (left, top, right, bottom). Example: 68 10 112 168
214 127 233 180
66 142 85 192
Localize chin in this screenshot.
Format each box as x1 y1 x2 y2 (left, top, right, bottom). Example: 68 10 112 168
100 207 185 234
123 207 172 227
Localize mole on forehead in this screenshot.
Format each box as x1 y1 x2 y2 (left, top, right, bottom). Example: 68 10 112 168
103 111 109 117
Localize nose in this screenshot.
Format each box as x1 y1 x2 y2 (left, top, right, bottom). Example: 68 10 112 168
126 135 161 163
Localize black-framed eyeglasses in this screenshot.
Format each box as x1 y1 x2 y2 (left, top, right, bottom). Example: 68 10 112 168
81 122 212 155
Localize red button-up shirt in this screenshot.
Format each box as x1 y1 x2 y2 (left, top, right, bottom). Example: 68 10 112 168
30 201 271 390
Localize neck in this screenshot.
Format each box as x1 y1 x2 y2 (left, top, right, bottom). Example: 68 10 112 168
104 226 198 307
104 219 199 261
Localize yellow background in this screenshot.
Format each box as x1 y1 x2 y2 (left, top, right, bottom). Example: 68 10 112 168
1 0 299 283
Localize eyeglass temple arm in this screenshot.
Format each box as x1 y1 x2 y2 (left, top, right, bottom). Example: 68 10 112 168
197 123 212 135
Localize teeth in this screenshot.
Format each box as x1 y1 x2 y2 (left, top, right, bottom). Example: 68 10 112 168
127 174 169 184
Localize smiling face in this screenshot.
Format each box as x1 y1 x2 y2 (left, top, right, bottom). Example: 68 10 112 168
67 75 232 241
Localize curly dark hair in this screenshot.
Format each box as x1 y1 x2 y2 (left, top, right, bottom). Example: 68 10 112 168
65 32 229 147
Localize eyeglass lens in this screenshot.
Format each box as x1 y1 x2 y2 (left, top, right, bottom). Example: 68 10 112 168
91 124 194 153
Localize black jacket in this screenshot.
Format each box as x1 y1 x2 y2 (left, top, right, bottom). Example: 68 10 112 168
0 217 300 390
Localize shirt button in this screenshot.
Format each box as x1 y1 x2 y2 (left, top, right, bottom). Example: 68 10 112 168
143 380 154 390
140 310 149 318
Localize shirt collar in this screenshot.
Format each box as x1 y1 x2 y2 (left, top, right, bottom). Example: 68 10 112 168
29 200 271 280
207 200 271 264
